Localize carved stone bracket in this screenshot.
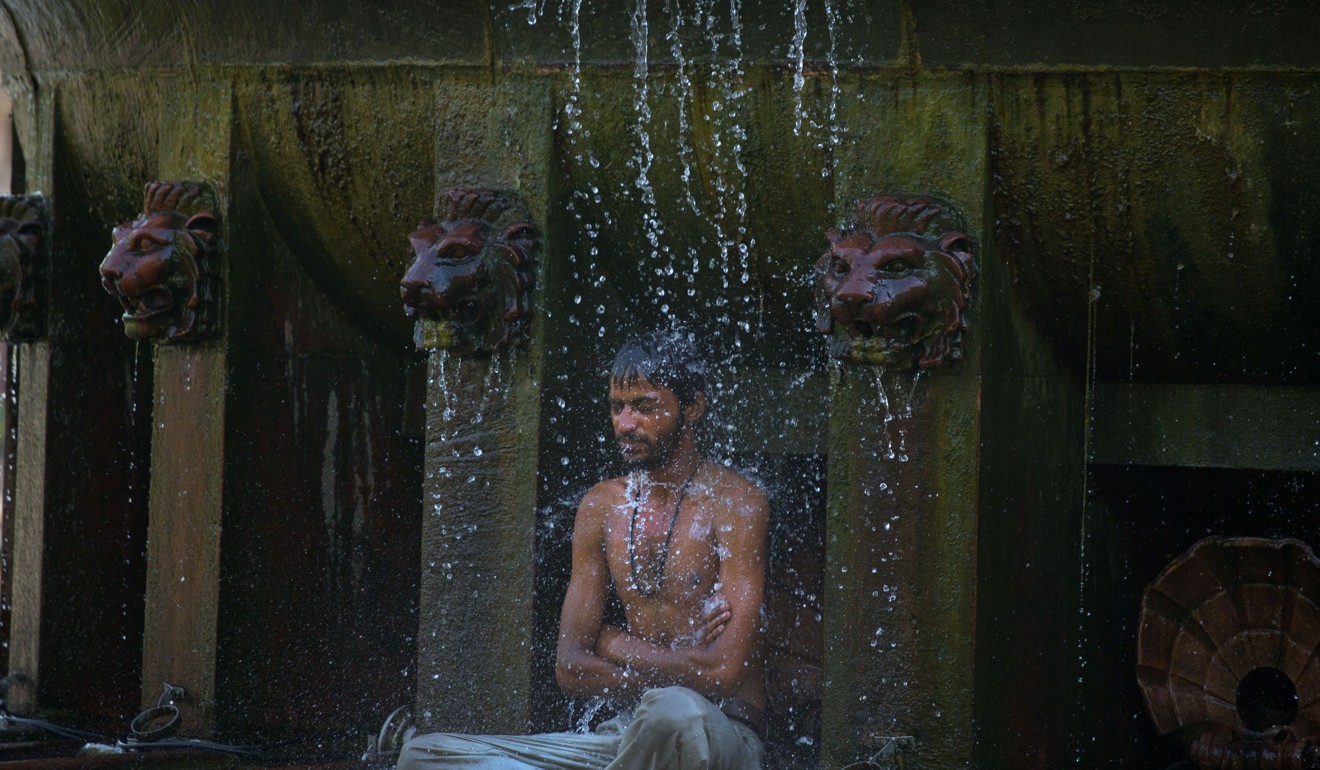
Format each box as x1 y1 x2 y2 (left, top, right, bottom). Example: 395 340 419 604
1137 537 1320 769
814 195 977 369
99 181 222 343
400 188 538 354
0 194 47 342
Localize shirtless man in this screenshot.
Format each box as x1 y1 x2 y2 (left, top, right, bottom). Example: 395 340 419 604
399 331 769 769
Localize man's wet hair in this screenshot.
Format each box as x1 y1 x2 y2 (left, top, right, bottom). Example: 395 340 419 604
610 331 707 407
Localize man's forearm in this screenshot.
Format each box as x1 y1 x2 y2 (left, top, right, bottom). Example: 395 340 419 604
556 644 649 699
597 627 743 699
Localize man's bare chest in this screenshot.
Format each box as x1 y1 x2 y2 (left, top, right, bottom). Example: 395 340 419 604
603 503 721 602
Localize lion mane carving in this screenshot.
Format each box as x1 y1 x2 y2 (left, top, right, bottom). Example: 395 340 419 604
400 188 538 353
99 181 221 343
0 194 47 341
814 195 977 369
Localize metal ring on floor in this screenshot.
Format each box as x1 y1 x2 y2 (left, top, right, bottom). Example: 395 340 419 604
129 704 180 742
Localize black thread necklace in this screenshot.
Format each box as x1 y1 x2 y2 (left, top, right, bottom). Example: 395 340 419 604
628 463 701 598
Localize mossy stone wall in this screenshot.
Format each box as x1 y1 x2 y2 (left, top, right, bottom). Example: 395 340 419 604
1 2 1318 766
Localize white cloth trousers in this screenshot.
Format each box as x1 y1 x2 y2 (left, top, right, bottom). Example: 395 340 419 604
397 686 763 770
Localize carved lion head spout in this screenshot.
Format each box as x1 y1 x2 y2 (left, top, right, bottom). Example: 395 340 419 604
400 188 538 353
99 181 221 343
0 195 47 341
815 195 978 369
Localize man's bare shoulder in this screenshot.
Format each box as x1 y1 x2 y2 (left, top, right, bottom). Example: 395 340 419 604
701 464 769 521
571 478 627 550
577 476 628 516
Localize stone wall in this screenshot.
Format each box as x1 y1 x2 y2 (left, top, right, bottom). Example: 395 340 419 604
0 2 1316 767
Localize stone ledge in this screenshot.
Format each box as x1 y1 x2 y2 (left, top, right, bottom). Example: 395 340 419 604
1090 382 1320 471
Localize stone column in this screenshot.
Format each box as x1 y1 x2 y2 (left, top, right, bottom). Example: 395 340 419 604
411 75 552 734
820 74 988 770
7 80 54 716
134 82 233 734
128 73 432 737
7 79 154 719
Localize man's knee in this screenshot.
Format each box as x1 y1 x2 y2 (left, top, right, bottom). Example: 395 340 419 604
396 735 427 770
633 686 712 737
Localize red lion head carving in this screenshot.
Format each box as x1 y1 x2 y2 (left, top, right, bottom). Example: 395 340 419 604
0 195 46 341
814 195 977 369
99 181 221 343
399 188 538 353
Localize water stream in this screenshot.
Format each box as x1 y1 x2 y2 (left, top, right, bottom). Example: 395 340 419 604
514 5 870 753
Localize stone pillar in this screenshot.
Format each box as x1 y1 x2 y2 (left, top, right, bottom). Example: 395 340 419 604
0 190 48 683
411 76 551 734
968 76 1099 768
820 75 988 770
124 74 430 737
139 343 226 733
7 80 154 720
7 80 55 716
414 348 543 733
134 82 232 734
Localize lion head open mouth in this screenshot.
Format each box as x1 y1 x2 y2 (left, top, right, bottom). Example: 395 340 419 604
400 188 538 353
815 195 977 370
400 290 444 320
100 181 220 344
837 317 943 366
847 316 921 347
119 286 174 320
401 285 469 322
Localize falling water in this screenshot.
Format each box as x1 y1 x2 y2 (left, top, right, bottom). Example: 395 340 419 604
665 0 702 218
507 3 848 751
873 371 893 459
430 348 455 432
126 341 141 511
789 0 808 136
871 367 923 462
820 0 843 179
1 345 12 652
628 0 671 273
427 348 507 522
510 0 547 25
428 349 457 515
475 349 505 418
1074 255 1103 764
892 369 924 462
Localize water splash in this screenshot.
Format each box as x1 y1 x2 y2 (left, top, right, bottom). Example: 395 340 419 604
573 697 610 733
509 0 547 25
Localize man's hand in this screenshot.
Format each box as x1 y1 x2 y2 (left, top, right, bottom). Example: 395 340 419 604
597 591 732 666
688 591 731 647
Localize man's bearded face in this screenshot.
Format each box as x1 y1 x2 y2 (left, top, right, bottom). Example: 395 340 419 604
609 376 685 471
